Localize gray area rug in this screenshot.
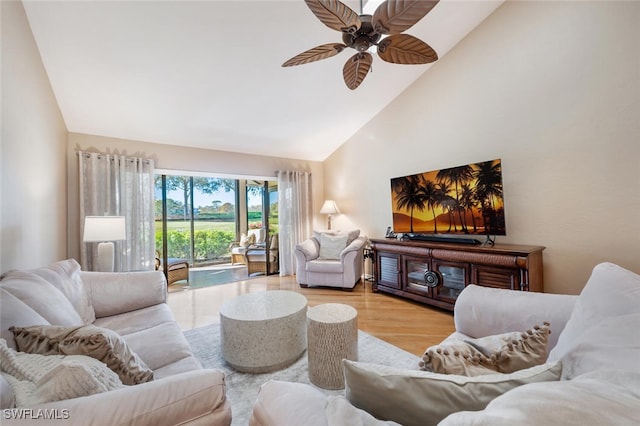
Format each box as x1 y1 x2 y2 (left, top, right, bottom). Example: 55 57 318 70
183 324 421 426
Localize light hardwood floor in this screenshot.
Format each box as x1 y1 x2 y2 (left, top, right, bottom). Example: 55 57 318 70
167 275 455 356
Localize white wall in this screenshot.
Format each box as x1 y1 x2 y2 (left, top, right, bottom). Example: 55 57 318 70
66 133 324 260
1 0 68 273
324 1 640 295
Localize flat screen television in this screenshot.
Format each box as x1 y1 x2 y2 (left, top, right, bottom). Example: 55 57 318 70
390 159 506 237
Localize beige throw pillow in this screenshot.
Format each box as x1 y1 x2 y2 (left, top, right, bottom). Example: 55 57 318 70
319 233 349 260
344 359 562 426
420 323 550 376
240 233 256 247
11 325 153 385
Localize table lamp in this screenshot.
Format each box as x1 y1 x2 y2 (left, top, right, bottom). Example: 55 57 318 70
319 200 340 230
83 216 126 272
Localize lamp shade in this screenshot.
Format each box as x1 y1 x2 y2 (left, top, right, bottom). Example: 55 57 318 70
83 216 126 242
319 200 340 215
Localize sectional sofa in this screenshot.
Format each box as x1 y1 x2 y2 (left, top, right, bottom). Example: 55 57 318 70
251 262 640 425
0 259 231 425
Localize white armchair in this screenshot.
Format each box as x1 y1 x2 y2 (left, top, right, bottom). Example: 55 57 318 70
294 230 366 290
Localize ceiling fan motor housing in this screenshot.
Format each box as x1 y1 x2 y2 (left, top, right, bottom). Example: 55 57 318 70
342 15 381 52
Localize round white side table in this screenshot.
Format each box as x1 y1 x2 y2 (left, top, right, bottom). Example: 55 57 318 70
306 303 358 389
220 290 308 373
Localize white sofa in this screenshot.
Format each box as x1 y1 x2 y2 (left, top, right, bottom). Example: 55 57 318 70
0 259 231 425
250 262 640 425
294 231 366 290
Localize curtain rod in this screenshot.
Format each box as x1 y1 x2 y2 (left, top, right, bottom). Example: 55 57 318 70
76 150 152 165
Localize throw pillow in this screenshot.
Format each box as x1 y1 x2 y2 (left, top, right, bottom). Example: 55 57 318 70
318 233 349 260
296 239 319 260
343 229 361 245
29 259 96 324
11 325 153 385
343 359 562 426
0 338 123 407
240 233 256 247
420 323 551 376
313 230 360 245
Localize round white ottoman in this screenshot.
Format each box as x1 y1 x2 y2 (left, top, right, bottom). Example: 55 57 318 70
306 303 358 389
220 290 308 373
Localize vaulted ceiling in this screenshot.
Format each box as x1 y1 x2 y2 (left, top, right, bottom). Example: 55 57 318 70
23 0 503 161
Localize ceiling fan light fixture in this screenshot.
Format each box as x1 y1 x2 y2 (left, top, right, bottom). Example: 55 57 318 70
283 0 440 89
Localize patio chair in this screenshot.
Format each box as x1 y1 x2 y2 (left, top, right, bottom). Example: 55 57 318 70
155 251 190 286
245 233 279 276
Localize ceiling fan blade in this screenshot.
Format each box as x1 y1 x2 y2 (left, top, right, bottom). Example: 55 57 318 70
343 52 373 90
304 0 361 34
373 0 439 35
377 34 438 64
282 43 347 67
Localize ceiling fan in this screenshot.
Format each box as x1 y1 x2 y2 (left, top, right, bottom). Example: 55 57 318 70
282 0 440 90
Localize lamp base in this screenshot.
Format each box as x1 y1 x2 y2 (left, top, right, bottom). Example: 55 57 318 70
96 241 115 272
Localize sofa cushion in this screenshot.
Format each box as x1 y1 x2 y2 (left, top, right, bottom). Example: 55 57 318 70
343 360 562 426
93 303 176 336
152 356 202 379
11 324 153 385
0 270 84 326
306 259 344 274
326 396 400 426
548 262 640 379
0 338 123 407
250 380 399 426
93 303 196 372
29 259 95 324
118 321 194 371
420 323 550 376
439 369 640 425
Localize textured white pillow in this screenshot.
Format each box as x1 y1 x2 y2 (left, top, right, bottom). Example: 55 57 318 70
344 360 562 426
319 234 349 260
0 338 123 407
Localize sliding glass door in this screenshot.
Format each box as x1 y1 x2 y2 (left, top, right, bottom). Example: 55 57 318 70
155 173 277 270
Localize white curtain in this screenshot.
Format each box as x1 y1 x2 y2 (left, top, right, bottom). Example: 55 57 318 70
79 151 155 272
277 170 313 276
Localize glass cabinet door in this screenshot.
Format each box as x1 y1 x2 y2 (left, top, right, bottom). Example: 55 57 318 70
405 258 434 297
432 261 468 303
